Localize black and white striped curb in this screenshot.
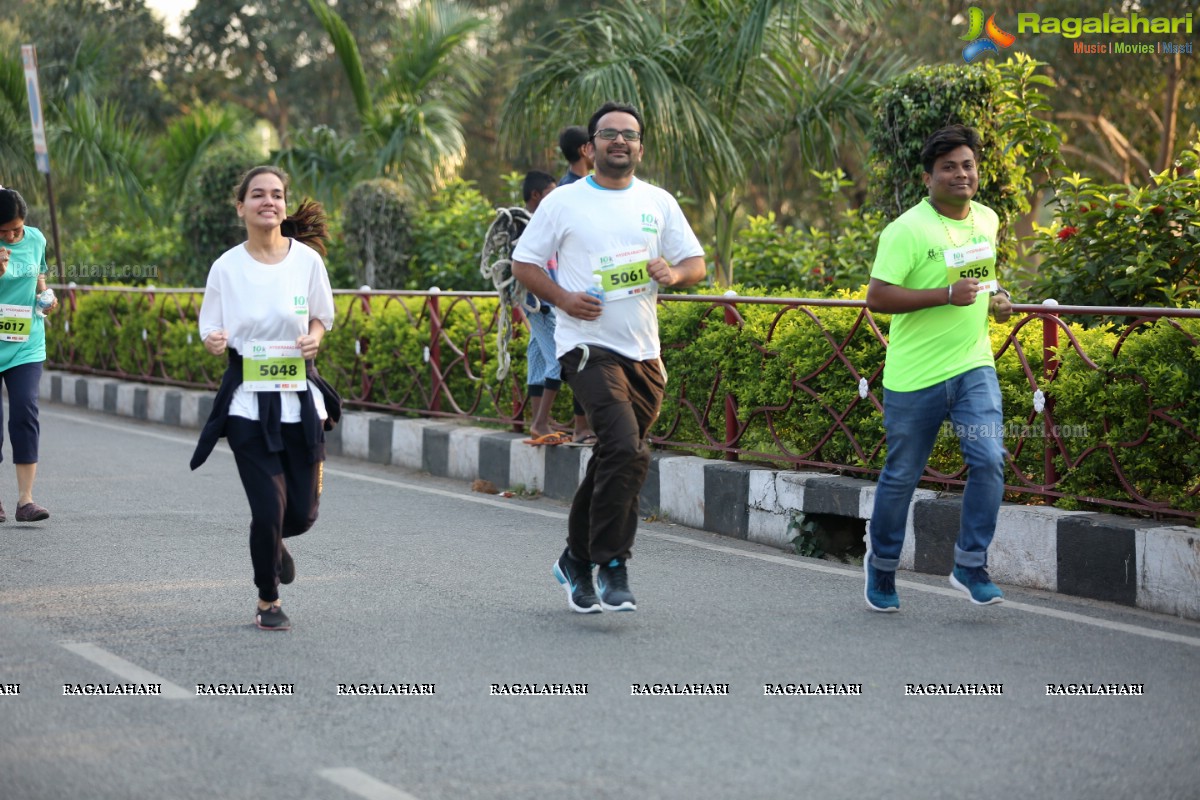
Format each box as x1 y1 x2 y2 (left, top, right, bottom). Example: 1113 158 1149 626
44 371 1200 621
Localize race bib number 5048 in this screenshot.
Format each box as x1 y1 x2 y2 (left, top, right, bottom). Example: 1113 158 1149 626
243 341 305 392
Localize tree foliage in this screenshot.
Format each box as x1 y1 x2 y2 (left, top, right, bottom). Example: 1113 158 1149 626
501 0 899 285
870 1 1200 186
0 0 173 130
298 0 490 197
867 57 1065 275
170 0 399 144
1031 146 1200 312
732 170 884 293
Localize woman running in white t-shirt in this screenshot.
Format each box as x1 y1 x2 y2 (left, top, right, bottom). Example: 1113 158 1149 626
190 166 340 631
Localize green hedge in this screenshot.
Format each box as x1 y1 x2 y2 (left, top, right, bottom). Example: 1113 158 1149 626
47 289 525 423
655 287 1198 517
46 288 1199 517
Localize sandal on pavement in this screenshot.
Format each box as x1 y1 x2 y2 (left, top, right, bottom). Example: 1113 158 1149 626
522 431 572 446
565 433 598 447
15 502 49 522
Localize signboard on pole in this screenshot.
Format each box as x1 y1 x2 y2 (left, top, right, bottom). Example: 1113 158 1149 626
20 45 50 174
20 42 64 283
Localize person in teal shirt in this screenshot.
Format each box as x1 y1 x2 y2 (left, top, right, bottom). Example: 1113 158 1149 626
0 187 59 522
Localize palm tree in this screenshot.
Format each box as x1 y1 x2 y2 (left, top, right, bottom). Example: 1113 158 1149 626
0 53 146 206
501 0 900 285
300 0 489 199
154 104 246 217
0 53 39 191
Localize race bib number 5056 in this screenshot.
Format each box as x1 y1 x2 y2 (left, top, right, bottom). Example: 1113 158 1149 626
944 242 998 293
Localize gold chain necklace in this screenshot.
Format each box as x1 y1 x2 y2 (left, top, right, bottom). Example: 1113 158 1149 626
927 199 974 247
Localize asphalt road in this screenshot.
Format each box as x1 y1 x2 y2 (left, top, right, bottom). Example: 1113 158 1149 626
1 406 1198 800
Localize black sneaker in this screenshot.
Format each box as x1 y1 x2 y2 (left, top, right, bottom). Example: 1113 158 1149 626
596 558 637 612
553 548 601 614
255 604 291 631
281 546 295 585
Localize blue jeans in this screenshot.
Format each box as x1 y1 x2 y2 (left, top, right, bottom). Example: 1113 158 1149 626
868 366 1005 572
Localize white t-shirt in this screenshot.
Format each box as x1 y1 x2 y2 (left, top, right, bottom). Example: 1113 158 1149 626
512 176 705 361
198 240 335 422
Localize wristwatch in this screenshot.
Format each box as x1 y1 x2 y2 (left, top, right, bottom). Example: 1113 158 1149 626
990 287 1012 299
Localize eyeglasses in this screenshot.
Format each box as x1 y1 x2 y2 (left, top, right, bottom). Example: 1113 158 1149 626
593 128 642 142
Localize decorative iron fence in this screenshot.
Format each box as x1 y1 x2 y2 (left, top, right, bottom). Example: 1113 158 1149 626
44 285 1200 521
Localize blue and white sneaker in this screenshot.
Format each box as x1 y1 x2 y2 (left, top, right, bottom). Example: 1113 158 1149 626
553 548 601 614
863 547 899 612
596 558 637 612
949 565 1005 605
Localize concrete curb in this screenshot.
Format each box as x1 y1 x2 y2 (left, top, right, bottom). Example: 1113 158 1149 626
43 370 1200 620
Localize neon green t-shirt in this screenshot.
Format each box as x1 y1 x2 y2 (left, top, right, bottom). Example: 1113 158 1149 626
871 200 999 392
0 225 48 372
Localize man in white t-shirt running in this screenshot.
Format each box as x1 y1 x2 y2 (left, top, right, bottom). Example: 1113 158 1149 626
512 101 707 613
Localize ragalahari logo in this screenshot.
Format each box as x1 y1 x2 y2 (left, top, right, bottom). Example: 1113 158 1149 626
959 7 1016 62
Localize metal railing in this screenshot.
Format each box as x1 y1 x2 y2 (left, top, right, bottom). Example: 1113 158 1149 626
44 285 1200 520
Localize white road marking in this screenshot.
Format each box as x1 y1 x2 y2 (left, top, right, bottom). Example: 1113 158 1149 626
317 768 421 800
50 408 1200 649
60 642 194 699
324 468 567 519
44 410 200 446
647 532 1200 649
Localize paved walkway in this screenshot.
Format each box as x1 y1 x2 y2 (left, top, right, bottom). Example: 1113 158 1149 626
1 406 1198 800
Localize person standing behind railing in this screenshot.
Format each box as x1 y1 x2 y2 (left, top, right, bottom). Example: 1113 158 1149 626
863 125 1014 613
0 187 59 523
519 170 593 446
190 166 340 632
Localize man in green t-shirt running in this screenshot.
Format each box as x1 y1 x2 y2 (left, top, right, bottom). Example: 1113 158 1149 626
863 125 1014 612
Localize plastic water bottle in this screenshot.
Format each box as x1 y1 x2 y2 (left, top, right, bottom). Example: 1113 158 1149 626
581 273 605 332
35 288 55 318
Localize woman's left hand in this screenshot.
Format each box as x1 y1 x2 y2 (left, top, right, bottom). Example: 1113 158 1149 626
296 334 320 359
42 296 60 315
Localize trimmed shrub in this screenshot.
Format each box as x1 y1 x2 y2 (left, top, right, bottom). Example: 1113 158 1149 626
867 56 1062 280
407 179 493 291
732 171 885 293
341 179 413 290
179 142 262 285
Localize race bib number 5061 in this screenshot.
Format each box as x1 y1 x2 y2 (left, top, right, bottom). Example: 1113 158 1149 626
592 245 654 301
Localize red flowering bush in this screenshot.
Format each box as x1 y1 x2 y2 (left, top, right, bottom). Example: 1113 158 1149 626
1031 143 1200 316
